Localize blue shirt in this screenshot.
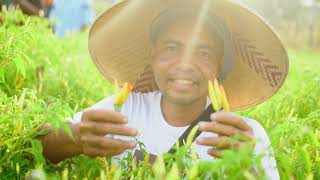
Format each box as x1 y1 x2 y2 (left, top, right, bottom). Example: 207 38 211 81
49 0 95 37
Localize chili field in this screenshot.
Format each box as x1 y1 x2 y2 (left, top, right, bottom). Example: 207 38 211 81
0 10 319 180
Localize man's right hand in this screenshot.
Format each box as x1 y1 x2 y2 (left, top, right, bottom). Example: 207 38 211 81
79 109 138 157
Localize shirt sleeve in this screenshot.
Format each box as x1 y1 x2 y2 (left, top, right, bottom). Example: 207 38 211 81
68 95 115 124
245 118 280 180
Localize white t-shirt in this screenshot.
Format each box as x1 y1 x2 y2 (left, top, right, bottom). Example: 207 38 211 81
71 91 279 179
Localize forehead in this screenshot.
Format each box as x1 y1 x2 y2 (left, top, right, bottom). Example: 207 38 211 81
156 19 216 46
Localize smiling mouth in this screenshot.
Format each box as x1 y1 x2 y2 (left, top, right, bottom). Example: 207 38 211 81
172 79 194 85
168 78 197 91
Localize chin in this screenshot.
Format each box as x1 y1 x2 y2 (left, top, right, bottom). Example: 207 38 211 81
165 92 198 105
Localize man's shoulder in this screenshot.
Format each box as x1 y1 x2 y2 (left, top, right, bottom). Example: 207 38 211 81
119 91 161 112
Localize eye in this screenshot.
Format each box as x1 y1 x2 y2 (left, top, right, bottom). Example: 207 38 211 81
198 50 210 58
164 44 178 52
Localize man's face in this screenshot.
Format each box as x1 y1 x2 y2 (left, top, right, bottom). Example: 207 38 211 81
150 20 223 105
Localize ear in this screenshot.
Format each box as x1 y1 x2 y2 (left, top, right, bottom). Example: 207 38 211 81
219 55 224 70
218 55 224 75
149 46 156 66
214 55 224 80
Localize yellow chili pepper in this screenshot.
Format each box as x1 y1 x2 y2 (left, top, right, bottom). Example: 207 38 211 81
219 85 230 112
213 78 222 110
114 82 133 112
208 78 230 112
208 80 219 111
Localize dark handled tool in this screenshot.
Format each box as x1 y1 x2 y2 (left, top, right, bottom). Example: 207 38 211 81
134 105 215 164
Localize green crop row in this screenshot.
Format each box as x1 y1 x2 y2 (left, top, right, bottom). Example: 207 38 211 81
0 10 319 179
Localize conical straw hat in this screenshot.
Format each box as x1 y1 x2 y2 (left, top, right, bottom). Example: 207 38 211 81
88 0 289 111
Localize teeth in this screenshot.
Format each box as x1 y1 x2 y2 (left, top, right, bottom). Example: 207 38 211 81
174 79 193 84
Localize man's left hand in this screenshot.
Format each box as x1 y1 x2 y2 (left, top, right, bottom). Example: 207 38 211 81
196 112 255 158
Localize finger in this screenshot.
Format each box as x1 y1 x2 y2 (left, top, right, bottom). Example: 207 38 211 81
104 137 137 150
83 147 126 157
207 149 223 158
80 121 138 136
234 140 256 150
83 147 107 157
196 136 253 150
229 141 249 150
81 134 136 150
105 148 128 156
211 112 252 131
198 121 245 137
196 136 232 149
82 109 127 124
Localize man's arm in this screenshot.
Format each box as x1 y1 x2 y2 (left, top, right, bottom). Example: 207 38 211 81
40 123 82 164
196 112 255 158
40 109 138 164
196 112 279 179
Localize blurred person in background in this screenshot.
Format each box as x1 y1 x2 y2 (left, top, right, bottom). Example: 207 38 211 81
49 0 95 37
0 0 53 17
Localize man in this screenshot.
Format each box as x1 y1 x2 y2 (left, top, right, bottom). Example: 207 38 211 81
41 0 289 179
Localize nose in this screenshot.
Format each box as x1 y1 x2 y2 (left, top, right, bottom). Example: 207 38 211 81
175 49 195 71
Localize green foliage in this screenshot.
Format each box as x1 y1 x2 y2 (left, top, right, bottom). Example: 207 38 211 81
0 88 74 179
0 9 113 108
0 10 319 179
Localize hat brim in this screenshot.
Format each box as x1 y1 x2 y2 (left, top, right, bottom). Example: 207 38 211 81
88 0 289 111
